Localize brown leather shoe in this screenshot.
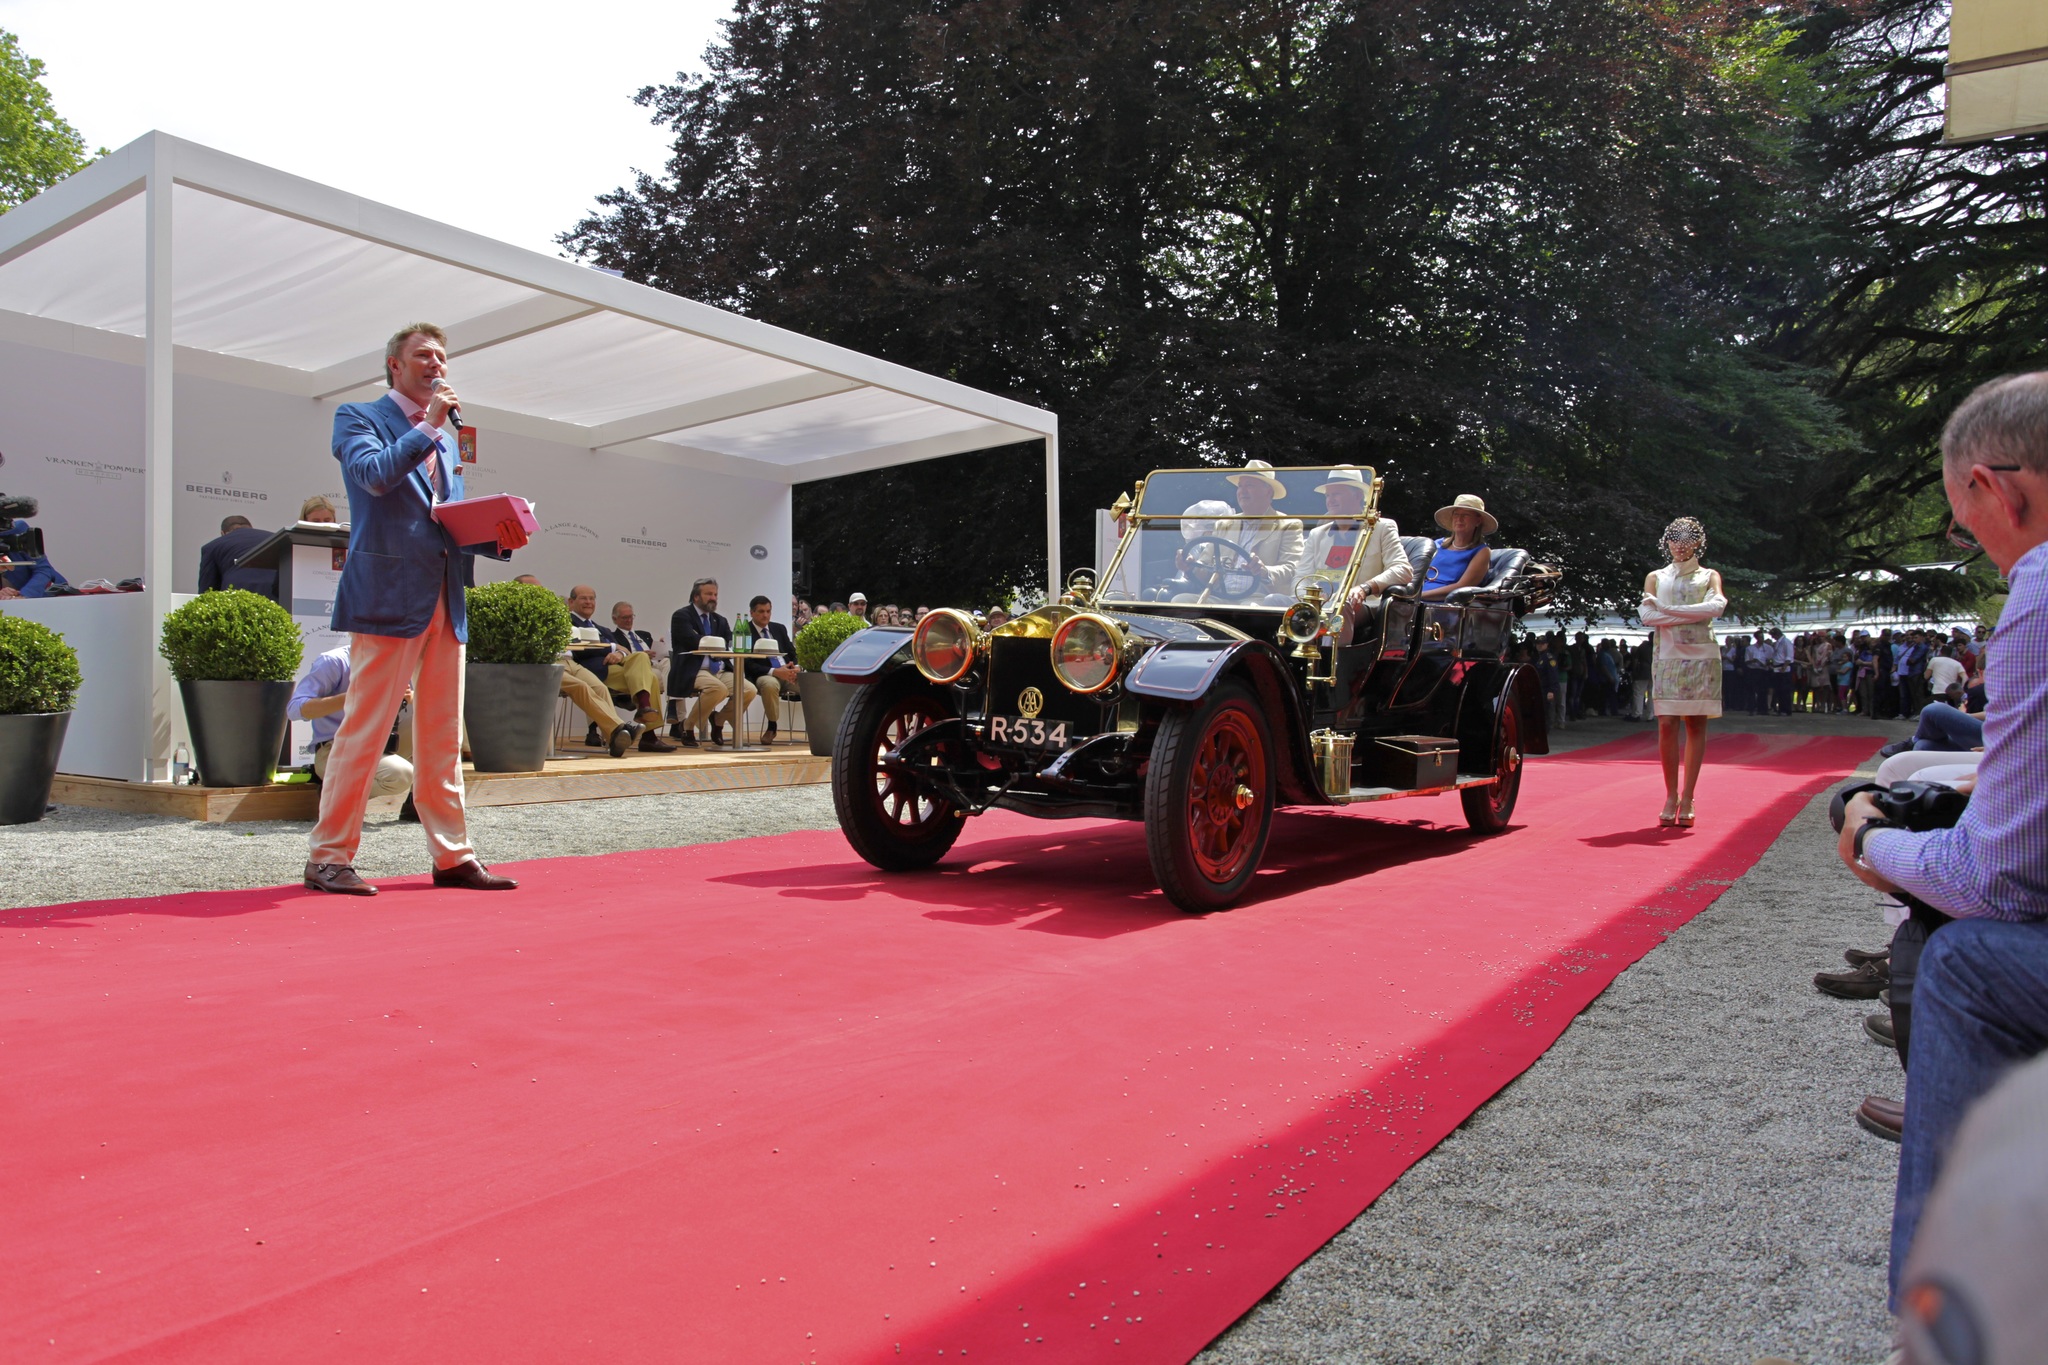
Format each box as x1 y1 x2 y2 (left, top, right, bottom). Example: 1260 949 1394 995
305 862 378 896
1856 1094 1904 1142
1815 960 1889 999
1844 945 1891 966
638 729 679 752
607 722 643 758
432 859 517 891
1864 1012 1896 1047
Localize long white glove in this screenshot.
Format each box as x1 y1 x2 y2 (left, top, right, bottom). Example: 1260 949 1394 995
1639 591 1727 628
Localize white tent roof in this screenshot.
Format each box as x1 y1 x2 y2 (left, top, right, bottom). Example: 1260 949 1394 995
0 132 1057 486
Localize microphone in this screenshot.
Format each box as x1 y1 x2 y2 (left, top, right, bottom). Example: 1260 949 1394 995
432 378 461 429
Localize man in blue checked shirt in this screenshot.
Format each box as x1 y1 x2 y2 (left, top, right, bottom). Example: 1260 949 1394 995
289 644 416 822
1837 371 2048 1313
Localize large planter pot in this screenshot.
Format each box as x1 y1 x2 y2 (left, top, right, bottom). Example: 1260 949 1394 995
802 673 861 758
465 662 565 773
179 679 293 788
0 711 72 825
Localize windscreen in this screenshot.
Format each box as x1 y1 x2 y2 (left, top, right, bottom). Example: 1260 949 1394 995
1100 465 1377 608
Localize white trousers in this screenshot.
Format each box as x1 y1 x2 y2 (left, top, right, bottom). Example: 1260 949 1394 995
309 596 475 870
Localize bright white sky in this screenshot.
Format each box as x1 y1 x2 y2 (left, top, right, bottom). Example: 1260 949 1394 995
1 0 731 255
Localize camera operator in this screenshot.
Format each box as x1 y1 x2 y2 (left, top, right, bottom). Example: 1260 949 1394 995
1834 371 2048 1313
0 497 68 599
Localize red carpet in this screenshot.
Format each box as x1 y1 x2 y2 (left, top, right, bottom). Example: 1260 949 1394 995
3 732 1871 1363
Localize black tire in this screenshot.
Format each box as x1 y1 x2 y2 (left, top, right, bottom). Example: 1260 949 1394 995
1461 694 1523 832
1144 680 1276 912
832 672 965 871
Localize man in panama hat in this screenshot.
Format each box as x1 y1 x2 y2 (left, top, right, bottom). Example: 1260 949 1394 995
1210 459 1305 605
1293 465 1415 638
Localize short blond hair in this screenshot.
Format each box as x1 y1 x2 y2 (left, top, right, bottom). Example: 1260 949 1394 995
384 323 449 387
300 494 335 520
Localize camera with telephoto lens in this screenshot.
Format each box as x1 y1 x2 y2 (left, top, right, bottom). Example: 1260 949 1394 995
0 493 43 562
1828 780 1970 836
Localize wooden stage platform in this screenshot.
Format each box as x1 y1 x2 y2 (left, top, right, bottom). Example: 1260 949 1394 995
50 741 831 823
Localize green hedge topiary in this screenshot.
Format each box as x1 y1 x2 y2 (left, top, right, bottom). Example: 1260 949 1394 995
0 613 83 714
159 589 304 682
465 580 572 665
795 610 866 673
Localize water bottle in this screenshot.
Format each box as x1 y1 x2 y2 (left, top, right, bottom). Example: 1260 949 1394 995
171 743 191 785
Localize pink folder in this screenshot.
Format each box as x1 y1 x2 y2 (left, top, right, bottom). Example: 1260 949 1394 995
430 493 538 545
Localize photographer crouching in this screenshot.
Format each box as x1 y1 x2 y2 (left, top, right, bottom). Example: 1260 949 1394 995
1835 372 2048 1319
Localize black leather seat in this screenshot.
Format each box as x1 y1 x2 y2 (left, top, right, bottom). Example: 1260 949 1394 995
1445 547 1529 603
1398 536 1436 591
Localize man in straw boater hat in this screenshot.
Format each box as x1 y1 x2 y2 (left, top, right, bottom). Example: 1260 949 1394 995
1293 464 1415 642
1209 459 1306 606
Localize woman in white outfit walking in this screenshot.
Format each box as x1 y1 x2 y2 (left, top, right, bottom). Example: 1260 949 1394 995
1639 517 1727 827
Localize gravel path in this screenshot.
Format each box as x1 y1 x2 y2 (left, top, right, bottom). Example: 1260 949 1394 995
3 712 1912 1363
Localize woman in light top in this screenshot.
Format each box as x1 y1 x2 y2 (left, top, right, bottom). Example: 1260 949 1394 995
1418 494 1495 601
1639 516 1727 827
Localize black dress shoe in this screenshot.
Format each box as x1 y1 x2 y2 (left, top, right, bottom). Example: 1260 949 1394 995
1844 945 1891 966
432 860 517 891
608 722 643 757
586 722 603 747
762 721 778 743
673 728 699 748
1856 1094 1904 1142
398 794 420 824
305 862 377 895
709 722 726 747
1864 1012 1896 1047
638 729 679 752
1815 960 1889 999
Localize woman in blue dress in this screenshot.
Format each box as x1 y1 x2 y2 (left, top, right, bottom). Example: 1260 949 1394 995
1419 494 1495 600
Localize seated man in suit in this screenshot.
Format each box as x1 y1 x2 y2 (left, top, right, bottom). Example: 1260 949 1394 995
598 598 678 752
741 595 800 744
1211 460 1305 606
196 515 278 598
669 576 755 747
514 576 643 758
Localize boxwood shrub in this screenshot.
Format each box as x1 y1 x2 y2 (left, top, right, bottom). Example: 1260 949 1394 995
465 580 572 665
159 589 304 682
0 613 83 714
795 610 866 673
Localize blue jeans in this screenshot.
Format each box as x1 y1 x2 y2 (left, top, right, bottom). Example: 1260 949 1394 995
1891 918 2048 1306
1909 701 1983 752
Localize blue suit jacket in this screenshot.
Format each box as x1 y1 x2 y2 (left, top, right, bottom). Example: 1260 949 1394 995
329 394 503 641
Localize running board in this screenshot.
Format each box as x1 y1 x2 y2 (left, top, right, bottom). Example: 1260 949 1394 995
1330 773 1498 804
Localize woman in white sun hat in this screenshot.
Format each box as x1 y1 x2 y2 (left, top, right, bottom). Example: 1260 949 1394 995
1418 493 1496 601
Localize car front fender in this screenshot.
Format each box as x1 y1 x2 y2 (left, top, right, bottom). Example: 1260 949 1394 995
823 626 916 683
1124 639 1250 699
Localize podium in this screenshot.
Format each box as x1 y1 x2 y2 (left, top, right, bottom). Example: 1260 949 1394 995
237 522 353 620
238 523 353 766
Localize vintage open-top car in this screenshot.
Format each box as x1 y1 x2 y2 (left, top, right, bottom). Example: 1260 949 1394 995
821 464 1560 911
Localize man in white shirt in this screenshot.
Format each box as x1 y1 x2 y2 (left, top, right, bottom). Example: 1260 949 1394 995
1292 466 1413 641
1925 646 1967 702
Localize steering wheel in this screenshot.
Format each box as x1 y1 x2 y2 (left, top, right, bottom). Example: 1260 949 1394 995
1178 536 1262 602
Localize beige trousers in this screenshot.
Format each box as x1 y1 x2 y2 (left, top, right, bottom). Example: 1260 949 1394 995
561 660 624 734
309 597 473 870
681 667 755 733
754 673 794 725
605 652 661 718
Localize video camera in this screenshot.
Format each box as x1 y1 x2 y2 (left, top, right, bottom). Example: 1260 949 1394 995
0 494 43 563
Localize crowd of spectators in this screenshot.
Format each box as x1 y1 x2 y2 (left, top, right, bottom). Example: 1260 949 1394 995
1505 622 1987 735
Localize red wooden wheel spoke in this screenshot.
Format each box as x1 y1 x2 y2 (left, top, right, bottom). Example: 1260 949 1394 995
1184 707 1264 883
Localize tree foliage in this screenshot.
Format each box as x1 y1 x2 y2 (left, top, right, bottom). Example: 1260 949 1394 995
0 29 97 212
566 0 2036 619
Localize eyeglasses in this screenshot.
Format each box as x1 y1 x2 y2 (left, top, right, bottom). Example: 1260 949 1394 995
1947 464 2025 552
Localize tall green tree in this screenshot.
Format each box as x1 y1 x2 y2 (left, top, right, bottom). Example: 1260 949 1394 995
566 1 1853 615
1 29 97 211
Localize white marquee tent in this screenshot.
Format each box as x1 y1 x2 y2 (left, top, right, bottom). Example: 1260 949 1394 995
0 132 1058 782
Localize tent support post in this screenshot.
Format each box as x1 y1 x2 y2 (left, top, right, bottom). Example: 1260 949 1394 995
1043 432 1061 594
141 151 176 782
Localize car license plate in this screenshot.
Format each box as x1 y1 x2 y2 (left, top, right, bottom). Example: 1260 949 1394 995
988 715 1068 749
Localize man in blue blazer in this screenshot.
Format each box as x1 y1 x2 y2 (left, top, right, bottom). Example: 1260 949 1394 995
305 323 528 896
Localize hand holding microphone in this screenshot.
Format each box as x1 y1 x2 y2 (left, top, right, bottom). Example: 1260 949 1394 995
428 377 462 430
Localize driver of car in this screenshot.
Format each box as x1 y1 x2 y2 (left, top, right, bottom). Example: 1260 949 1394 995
1293 465 1414 642
1209 460 1305 605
